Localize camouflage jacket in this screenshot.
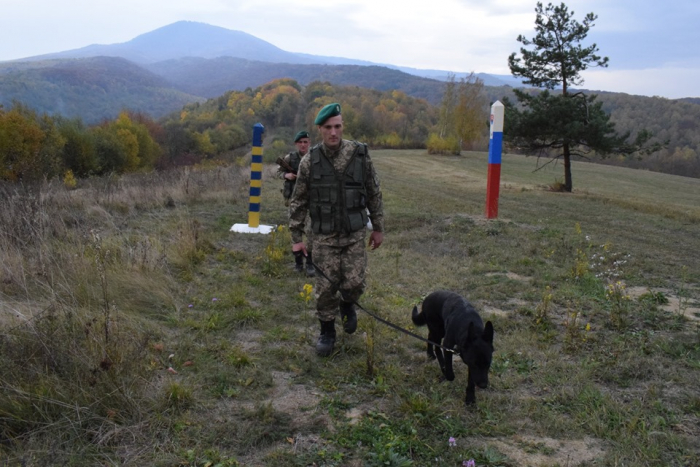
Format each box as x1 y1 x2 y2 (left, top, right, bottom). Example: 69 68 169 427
276 151 305 201
275 151 304 180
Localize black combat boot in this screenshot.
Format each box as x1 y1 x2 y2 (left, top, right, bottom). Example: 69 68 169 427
316 319 336 357
305 253 316 277
294 251 304 272
340 300 357 334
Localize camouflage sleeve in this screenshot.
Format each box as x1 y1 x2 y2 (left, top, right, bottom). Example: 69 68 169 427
288 153 311 243
275 153 292 180
364 150 384 232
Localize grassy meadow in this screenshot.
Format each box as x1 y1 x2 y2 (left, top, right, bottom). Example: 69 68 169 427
1 150 699 466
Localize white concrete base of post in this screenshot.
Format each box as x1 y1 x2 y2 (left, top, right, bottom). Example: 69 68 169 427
230 224 275 234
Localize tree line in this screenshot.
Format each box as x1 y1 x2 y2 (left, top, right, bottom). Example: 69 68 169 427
0 104 161 182
1 79 487 182
2 70 700 184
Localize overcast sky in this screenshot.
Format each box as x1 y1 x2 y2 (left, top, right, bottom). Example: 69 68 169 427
2 0 698 99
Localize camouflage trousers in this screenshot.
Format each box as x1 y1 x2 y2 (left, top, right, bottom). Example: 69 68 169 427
304 214 314 255
312 239 367 321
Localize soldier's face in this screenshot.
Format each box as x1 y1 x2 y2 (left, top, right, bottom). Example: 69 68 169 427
295 138 310 155
319 115 343 149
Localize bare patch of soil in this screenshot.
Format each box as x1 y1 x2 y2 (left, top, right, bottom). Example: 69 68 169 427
234 370 328 466
268 370 322 414
487 435 606 467
237 329 264 352
486 272 533 283
626 286 700 322
482 305 510 317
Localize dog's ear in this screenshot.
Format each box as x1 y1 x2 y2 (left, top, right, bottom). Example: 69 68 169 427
483 321 494 344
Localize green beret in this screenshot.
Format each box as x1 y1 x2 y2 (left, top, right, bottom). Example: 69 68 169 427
314 103 342 125
294 131 310 142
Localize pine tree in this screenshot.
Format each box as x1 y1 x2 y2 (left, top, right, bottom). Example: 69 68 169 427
506 2 658 192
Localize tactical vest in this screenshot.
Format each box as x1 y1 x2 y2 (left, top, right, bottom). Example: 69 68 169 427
282 152 302 200
308 142 369 234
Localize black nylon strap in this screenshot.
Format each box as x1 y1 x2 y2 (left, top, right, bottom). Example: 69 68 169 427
308 259 457 354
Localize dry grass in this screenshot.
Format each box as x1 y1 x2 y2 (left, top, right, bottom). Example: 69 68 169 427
1 151 699 466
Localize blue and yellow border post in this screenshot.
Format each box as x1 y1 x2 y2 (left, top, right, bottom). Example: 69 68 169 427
230 123 275 234
485 101 504 219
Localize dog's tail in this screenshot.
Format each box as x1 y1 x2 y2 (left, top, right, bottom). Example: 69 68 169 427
411 304 426 327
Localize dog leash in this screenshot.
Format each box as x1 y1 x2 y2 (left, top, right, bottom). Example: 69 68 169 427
308 259 457 355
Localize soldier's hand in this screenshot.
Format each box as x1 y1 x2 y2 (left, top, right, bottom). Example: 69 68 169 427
292 242 307 256
284 173 297 180
368 231 383 250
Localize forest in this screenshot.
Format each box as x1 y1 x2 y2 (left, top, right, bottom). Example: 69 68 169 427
1 77 699 183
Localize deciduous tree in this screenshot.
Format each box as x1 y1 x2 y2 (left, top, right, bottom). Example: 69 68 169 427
430 73 487 155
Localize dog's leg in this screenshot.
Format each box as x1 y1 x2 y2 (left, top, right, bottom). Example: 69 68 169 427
426 331 438 360
465 371 476 405
426 343 436 360
433 347 447 381
444 351 455 381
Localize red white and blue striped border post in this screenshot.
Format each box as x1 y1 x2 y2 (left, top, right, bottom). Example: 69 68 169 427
486 101 504 219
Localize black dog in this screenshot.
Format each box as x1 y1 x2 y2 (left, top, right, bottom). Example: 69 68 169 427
412 290 494 405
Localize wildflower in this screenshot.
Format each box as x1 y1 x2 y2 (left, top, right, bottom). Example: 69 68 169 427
212 297 218 302
463 460 476 467
188 304 193 308
449 437 456 447
299 283 314 303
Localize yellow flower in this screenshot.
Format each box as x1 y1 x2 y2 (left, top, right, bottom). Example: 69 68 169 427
299 283 313 303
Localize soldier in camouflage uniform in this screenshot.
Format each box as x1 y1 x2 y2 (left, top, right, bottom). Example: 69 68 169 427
277 131 315 277
288 103 384 357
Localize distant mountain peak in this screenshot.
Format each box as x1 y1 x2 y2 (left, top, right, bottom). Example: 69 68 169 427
15 21 317 65
129 21 261 46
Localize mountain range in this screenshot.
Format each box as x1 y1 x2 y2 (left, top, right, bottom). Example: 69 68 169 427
0 21 524 123
18 21 523 88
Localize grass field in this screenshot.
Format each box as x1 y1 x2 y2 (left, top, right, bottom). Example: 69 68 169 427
1 150 699 466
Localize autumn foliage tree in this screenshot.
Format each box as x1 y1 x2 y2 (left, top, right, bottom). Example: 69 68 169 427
506 2 659 192
0 104 164 182
0 104 64 181
428 73 488 155
166 78 439 162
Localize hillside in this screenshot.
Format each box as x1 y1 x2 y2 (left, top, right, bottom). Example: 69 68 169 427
144 57 446 103
1 151 698 465
0 56 202 122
